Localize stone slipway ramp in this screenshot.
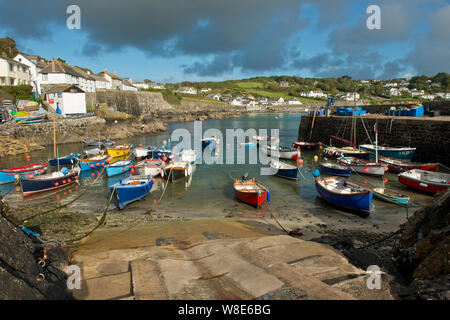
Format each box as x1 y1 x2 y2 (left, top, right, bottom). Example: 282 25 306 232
70 219 393 300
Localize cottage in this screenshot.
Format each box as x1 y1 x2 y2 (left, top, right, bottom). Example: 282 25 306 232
279 81 290 87
384 83 398 87
337 92 360 101
388 88 401 97
45 85 86 116
0 53 31 86
410 89 425 97
268 97 285 105
177 87 197 95
436 93 450 99
420 94 435 100
300 90 327 98
200 88 211 93
231 97 244 106
148 83 165 89
14 53 46 95
285 98 302 105
207 93 221 101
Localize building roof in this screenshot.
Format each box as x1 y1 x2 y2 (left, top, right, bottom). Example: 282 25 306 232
0 54 30 68
43 84 85 94
19 53 47 68
90 73 109 82
39 60 83 78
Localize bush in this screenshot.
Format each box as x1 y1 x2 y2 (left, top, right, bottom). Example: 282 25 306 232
0 85 33 101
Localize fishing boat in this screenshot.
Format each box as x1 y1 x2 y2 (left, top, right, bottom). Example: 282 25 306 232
84 148 103 157
337 157 387 177
314 176 373 215
359 144 416 160
133 146 156 160
178 149 200 165
252 136 280 146
20 167 80 197
106 145 132 158
201 137 217 150
292 141 319 151
263 145 299 160
135 159 166 177
234 175 270 207
163 161 192 183
270 160 298 180
49 153 80 167
324 146 370 160
110 175 154 209
152 148 174 163
379 157 438 174
83 139 115 148
318 162 352 177
0 164 48 185
79 154 112 171
372 188 410 206
398 169 450 194
105 159 133 177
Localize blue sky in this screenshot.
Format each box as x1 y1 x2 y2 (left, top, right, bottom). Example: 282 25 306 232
0 0 449 83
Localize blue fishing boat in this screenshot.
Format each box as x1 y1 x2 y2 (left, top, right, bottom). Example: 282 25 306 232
372 188 409 206
0 163 48 185
20 167 80 197
105 159 133 177
314 175 373 215
359 144 415 160
318 162 352 177
201 137 217 150
152 148 173 163
79 154 112 171
110 175 154 209
270 160 298 180
49 153 80 167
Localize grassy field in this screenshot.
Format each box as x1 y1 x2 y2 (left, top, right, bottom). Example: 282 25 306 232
236 81 264 89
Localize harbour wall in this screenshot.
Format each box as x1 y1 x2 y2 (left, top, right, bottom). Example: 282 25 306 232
342 100 450 116
298 115 450 165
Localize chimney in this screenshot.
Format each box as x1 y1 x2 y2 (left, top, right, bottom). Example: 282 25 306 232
104 68 107 74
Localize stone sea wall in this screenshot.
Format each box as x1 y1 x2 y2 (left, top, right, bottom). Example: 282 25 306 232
298 115 450 165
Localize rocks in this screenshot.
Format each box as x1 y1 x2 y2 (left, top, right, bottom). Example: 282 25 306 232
0 202 74 300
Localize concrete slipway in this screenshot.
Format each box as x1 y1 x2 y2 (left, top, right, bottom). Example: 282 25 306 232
70 219 393 300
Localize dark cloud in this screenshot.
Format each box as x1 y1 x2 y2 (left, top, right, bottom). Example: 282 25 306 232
0 0 448 79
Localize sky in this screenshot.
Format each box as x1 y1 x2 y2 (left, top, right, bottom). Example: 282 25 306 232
0 0 449 83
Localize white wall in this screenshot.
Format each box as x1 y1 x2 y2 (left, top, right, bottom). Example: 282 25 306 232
61 92 86 114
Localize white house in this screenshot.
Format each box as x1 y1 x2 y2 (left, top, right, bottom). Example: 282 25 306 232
279 81 290 87
91 73 112 90
45 85 86 116
420 94 435 100
436 93 450 100
207 93 221 101
410 89 425 97
133 82 149 90
384 83 398 87
200 88 211 93
285 98 302 105
231 97 244 106
39 60 96 93
269 97 285 105
258 97 268 105
388 88 401 96
337 92 360 101
14 53 46 95
148 82 165 89
177 86 197 95
0 53 31 86
300 90 327 98
121 80 138 91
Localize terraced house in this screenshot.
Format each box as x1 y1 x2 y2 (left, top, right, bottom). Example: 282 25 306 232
0 52 31 86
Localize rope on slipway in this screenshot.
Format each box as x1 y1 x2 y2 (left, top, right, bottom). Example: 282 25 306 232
356 228 403 250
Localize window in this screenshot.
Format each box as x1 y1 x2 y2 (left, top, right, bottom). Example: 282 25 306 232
9 63 13 72
42 73 48 81
22 66 27 72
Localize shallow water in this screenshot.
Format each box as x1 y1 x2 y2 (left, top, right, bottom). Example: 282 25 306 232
0 113 436 227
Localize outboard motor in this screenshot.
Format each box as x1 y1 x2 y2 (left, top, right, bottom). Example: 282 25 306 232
241 172 249 181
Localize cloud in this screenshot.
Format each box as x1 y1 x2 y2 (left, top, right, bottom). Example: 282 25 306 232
0 0 448 79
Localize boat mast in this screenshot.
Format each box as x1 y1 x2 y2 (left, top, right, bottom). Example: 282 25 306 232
375 122 378 164
353 86 357 150
53 114 56 158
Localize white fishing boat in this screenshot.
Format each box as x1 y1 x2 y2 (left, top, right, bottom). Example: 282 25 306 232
178 149 200 164
135 159 166 177
163 161 192 183
338 156 387 177
263 145 299 160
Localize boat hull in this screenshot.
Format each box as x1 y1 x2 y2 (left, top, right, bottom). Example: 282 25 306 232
359 145 415 160
111 177 154 209
0 164 48 185
315 179 372 214
79 156 112 171
234 189 268 207
20 171 78 196
292 142 319 151
398 174 449 194
318 163 352 177
106 147 131 158
49 153 80 167
105 160 133 177
379 157 438 174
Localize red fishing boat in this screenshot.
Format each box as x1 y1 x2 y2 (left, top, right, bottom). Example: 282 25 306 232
379 157 438 174
398 169 450 194
234 176 270 207
0 163 47 184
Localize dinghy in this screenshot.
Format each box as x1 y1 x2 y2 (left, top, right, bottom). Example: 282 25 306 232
133 146 155 160
292 141 319 151
178 149 200 165
110 175 154 209
372 188 410 206
314 176 373 215
83 139 115 148
398 169 450 194
79 154 112 171
318 162 352 177
84 148 103 157
20 167 80 196
359 144 416 160
379 157 438 174
135 159 166 177
105 159 133 177
234 175 270 207
270 160 298 180
106 145 131 158
324 146 370 160
338 156 388 177
0 164 47 185
163 161 192 183
49 153 80 167
263 145 299 160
